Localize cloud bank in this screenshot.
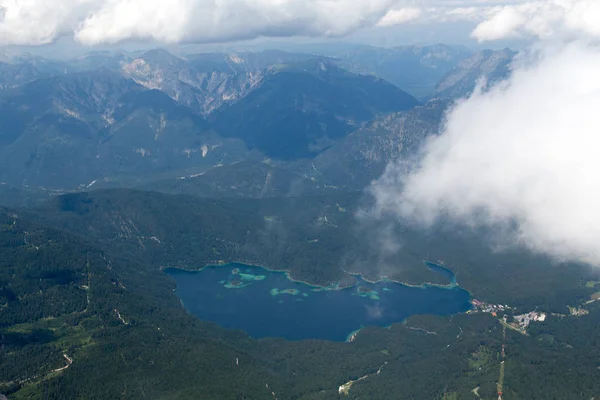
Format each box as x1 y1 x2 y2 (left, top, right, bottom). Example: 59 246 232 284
0 0 577 47
372 41 600 265
0 0 401 46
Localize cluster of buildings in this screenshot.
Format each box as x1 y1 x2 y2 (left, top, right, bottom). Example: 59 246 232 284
468 299 509 317
469 299 554 333
568 306 589 317
513 311 546 330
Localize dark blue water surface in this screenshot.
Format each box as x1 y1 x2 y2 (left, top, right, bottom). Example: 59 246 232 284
167 263 472 341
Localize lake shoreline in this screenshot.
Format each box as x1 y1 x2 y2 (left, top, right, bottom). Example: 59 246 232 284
162 259 467 293
167 262 473 342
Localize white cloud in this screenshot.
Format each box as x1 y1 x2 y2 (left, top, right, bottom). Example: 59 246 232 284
372 42 600 265
0 0 400 46
370 0 600 43
370 1 532 29
4 0 583 46
472 0 600 42
377 7 422 27
0 0 93 45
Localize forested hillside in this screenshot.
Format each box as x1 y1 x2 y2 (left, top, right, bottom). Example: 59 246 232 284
28 189 600 312
2 208 599 399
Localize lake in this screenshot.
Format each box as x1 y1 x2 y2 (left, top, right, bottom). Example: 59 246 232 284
167 263 472 342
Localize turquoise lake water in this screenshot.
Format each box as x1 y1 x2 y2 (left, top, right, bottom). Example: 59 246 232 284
167 263 472 341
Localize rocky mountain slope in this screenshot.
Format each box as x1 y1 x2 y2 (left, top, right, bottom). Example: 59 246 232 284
306 100 447 188
434 48 516 99
0 69 248 189
121 49 325 115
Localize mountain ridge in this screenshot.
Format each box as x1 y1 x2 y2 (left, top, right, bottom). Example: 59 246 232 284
212 59 420 160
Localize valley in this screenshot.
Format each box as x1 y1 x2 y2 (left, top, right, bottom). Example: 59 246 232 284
0 43 598 400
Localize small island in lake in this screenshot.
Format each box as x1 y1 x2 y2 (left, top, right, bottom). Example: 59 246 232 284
225 280 248 289
271 288 302 296
357 286 380 300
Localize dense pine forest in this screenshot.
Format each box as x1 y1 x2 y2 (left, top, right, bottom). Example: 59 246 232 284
1 190 599 399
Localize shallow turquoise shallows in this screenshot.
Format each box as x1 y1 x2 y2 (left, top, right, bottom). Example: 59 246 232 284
167 262 472 342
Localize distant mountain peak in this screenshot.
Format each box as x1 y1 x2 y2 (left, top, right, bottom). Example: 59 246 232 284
139 48 187 69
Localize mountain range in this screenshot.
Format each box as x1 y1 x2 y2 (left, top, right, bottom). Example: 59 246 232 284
0 44 515 200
